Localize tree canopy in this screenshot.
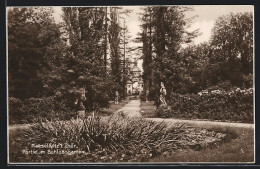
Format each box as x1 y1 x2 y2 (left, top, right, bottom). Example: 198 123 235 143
8 7 59 99
139 8 253 103
8 7 253 110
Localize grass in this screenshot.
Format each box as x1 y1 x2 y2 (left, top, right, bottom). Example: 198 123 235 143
150 128 254 163
98 98 130 116
140 101 158 118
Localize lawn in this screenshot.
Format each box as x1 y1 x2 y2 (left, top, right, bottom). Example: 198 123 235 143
150 128 254 163
97 97 130 116
140 101 157 118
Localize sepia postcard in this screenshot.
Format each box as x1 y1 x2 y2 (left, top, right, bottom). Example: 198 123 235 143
7 5 255 164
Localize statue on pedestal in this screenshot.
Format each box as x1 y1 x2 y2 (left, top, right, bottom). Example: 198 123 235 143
159 82 167 106
75 88 86 118
146 90 149 102
115 91 119 104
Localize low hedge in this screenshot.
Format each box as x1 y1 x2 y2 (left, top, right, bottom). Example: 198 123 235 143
157 88 253 123
9 97 76 125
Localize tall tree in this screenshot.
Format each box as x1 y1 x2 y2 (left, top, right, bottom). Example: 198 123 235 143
140 6 199 103
59 7 111 112
119 20 132 99
8 7 59 99
209 12 253 87
108 7 132 99
108 7 122 94
140 7 153 93
178 42 211 93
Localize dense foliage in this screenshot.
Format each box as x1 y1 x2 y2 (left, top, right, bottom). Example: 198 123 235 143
8 7 254 124
8 7 60 99
9 97 75 125
139 6 200 103
139 8 253 102
8 7 131 117
209 12 253 88
157 87 253 123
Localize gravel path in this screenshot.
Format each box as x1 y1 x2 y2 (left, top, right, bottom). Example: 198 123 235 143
119 99 141 117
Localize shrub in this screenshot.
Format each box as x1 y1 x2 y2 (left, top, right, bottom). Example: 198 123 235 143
242 74 253 88
9 97 24 124
140 90 147 102
148 87 157 101
207 81 234 92
9 96 75 125
157 88 253 123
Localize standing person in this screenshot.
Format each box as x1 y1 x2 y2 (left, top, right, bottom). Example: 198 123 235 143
159 82 167 105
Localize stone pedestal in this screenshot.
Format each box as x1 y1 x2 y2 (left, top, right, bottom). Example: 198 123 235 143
159 104 168 109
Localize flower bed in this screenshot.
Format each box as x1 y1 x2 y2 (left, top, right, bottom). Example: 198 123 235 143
157 88 253 123
9 114 232 162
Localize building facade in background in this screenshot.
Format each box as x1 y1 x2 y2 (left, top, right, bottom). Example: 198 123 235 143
126 59 143 95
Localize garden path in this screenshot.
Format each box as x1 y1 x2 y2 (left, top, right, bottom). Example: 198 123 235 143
119 99 141 117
